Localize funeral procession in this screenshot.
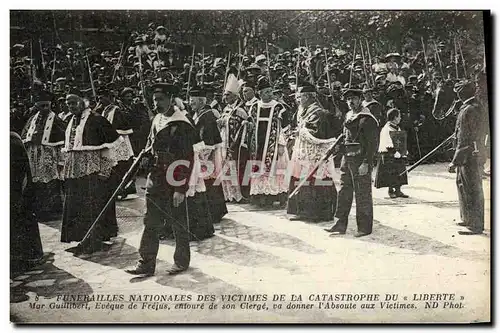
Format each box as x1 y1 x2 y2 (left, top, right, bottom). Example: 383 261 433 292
9 10 490 324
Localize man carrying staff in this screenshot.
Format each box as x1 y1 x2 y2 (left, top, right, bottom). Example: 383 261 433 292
448 80 488 236
126 83 199 276
325 87 379 237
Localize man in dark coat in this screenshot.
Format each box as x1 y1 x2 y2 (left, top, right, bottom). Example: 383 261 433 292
448 80 488 235
325 88 379 237
126 83 199 276
11 132 44 273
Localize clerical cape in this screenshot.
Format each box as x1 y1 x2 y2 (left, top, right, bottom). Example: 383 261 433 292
21 110 66 218
287 102 338 221
218 101 249 202
60 109 120 244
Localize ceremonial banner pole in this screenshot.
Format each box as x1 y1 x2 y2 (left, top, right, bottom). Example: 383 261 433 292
222 51 231 92
348 40 357 88
421 37 430 80
39 39 45 70
365 39 375 87
85 55 97 102
456 37 468 78
186 44 195 100
324 48 331 90
201 47 205 85
295 50 300 88
50 51 57 92
359 41 370 87
433 41 445 79
399 133 455 176
137 53 154 118
289 134 345 199
453 37 459 79
237 40 242 79
266 40 272 84
112 41 126 83
75 144 154 252
154 39 161 74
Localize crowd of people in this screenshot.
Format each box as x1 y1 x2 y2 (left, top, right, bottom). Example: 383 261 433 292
10 21 490 277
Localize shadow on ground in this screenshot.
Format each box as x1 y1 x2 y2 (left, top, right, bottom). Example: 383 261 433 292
327 217 489 262
10 252 93 305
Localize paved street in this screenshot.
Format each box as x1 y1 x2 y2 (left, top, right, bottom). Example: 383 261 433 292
10 163 490 323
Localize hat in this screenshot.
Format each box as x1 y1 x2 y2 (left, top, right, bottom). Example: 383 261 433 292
120 87 135 97
385 53 402 61
33 90 53 102
224 74 244 95
255 54 267 63
297 81 316 93
156 25 166 31
190 88 207 97
246 64 262 73
152 83 179 96
342 88 363 98
256 76 271 91
55 77 66 83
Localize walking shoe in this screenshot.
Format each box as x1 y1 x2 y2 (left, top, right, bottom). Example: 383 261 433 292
354 231 371 238
389 192 397 198
456 222 467 227
324 224 346 234
395 191 409 198
167 264 187 275
125 264 155 276
458 230 483 235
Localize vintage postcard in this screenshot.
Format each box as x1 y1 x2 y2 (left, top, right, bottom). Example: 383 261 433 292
9 9 490 323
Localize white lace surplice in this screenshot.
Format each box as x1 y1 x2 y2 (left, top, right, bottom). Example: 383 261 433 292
110 135 134 162
290 127 337 180
62 149 117 179
249 131 290 196
26 144 62 183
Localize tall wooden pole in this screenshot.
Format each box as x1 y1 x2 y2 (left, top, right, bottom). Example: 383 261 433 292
348 40 357 88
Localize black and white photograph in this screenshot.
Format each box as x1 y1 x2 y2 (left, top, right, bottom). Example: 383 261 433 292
9 9 491 323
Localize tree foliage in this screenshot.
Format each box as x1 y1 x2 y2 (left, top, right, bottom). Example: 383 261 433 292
10 10 486 67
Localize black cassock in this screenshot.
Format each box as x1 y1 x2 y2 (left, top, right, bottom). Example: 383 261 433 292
10 132 44 272
194 107 228 224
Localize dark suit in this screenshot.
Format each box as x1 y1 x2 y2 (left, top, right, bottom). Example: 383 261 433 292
334 109 379 234
138 115 197 271
451 97 487 232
